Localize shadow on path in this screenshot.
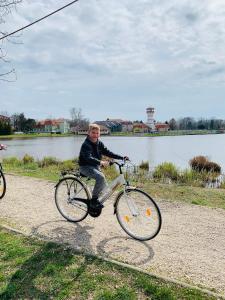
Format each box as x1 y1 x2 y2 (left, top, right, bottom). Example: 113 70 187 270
96 236 155 266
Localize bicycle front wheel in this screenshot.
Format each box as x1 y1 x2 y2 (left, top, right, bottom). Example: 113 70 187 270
0 170 6 199
115 188 162 241
55 177 90 222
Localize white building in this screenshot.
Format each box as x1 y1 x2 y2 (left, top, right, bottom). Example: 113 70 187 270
146 107 155 131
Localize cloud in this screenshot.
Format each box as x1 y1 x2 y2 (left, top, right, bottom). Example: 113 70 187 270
1 0 225 121
2 0 225 81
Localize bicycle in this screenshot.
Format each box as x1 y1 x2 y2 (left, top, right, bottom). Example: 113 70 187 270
0 144 7 199
54 160 162 241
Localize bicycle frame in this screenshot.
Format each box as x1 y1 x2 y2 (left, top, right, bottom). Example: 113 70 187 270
98 173 126 203
59 160 136 208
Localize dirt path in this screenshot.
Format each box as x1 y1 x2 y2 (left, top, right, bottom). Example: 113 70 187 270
1 174 225 296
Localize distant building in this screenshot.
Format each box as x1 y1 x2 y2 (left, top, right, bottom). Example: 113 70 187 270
146 107 155 131
95 120 122 132
72 124 109 135
35 118 70 133
155 123 170 132
107 119 133 132
133 122 150 133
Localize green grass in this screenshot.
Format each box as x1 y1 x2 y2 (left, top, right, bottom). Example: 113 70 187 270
0 228 219 300
3 155 225 210
111 130 218 137
141 182 225 210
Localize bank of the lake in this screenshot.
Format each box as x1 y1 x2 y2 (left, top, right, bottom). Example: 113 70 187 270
3 157 225 210
1 134 225 171
112 129 222 137
0 129 223 139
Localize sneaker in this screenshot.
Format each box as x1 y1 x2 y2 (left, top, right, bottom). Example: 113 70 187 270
90 198 104 209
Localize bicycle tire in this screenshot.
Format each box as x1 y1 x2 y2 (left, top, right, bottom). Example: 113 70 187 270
0 170 6 199
55 176 90 222
115 188 162 241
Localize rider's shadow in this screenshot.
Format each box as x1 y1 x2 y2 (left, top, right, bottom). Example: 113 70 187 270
96 236 155 266
31 220 95 254
31 221 154 265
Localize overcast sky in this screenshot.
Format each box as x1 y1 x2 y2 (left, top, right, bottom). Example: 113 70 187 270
1 0 225 122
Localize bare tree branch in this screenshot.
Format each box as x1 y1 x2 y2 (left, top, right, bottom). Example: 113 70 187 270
0 68 16 81
0 0 22 80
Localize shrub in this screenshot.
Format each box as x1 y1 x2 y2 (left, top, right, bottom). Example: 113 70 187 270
189 156 208 172
38 156 60 167
139 160 149 171
2 156 21 167
23 162 38 170
189 156 221 174
60 160 75 171
22 154 34 164
204 161 221 173
153 162 179 181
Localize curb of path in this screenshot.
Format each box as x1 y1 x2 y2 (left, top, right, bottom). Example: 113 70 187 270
1 223 225 300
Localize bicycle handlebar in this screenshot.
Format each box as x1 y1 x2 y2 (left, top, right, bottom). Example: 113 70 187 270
109 158 131 167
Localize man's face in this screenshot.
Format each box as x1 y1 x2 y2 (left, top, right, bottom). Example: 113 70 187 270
88 129 100 143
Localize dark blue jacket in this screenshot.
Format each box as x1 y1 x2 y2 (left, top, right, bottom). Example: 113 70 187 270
78 137 123 166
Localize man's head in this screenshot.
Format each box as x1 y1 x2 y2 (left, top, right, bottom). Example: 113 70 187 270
88 123 100 143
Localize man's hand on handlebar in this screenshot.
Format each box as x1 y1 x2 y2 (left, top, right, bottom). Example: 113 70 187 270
100 160 110 168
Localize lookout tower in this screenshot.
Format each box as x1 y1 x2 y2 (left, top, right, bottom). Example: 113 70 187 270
146 107 155 130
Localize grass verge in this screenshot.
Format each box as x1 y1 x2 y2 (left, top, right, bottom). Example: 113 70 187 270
0 227 220 300
2 155 225 210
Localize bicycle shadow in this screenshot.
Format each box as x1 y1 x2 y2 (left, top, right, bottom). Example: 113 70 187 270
30 220 154 266
30 219 95 254
96 236 155 266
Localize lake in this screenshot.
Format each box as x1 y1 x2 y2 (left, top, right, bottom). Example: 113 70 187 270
1 134 225 171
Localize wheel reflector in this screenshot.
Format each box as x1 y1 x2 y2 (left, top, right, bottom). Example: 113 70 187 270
124 215 130 222
146 208 151 216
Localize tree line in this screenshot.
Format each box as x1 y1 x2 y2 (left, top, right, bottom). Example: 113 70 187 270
0 108 89 135
168 117 225 131
0 113 36 135
1 110 225 135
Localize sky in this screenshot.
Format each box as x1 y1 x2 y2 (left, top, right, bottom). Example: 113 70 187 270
1 0 225 122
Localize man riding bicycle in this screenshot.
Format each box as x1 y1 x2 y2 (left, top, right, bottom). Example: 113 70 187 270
78 123 129 209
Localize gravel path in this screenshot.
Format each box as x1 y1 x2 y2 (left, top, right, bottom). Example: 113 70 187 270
1 174 225 296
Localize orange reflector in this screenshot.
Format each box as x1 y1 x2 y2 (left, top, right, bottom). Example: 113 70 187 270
146 208 151 216
124 215 130 222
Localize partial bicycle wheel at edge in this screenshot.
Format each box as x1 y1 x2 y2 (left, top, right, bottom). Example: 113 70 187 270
115 188 162 241
55 176 90 222
0 170 6 199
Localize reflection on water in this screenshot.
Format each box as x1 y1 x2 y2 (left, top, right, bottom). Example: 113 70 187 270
1 134 225 170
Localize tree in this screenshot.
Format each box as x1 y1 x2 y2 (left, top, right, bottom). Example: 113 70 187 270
0 0 22 81
23 118 36 132
11 113 26 131
168 118 177 130
0 118 12 135
70 107 89 128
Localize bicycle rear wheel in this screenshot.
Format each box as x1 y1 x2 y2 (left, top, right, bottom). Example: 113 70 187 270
0 170 6 199
115 188 162 241
55 176 90 222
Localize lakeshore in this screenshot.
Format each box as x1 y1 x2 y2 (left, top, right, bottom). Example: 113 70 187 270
0 129 224 140
1 133 225 171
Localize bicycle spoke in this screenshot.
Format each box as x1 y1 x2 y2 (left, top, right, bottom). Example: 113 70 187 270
55 177 89 222
116 189 161 241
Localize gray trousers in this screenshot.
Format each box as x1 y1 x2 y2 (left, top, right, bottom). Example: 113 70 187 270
79 165 107 199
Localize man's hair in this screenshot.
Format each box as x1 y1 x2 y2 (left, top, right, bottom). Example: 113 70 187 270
88 123 100 132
